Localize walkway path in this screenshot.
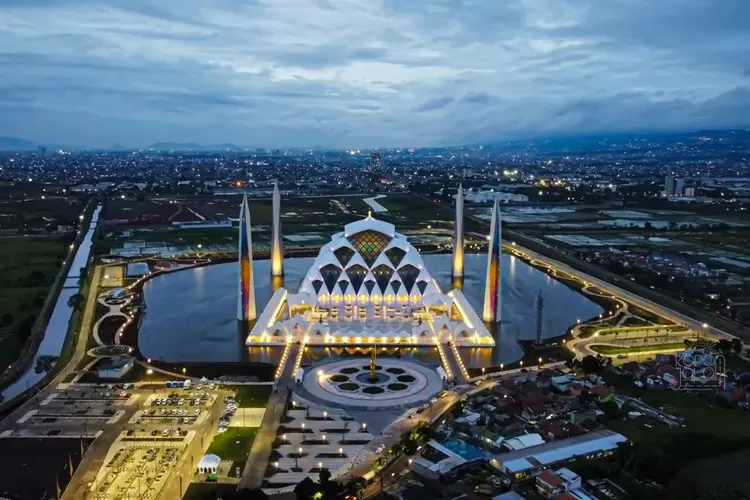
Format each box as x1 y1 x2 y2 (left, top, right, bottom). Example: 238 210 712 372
444 342 469 383
239 388 290 490
363 195 388 213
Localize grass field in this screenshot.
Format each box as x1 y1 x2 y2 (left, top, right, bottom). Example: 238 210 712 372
591 342 686 355
0 196 83 232
234 385 273 408
0 238 69 369
604 372 750 442
99 193 461 255
206 427 258 471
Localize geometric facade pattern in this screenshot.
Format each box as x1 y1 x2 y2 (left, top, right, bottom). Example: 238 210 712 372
347 230 393 266
246 213 496 347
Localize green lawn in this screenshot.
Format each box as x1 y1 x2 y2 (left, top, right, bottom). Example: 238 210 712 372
0 239 70 368
234 385 273 408
591 342 686 355
206 427 258 470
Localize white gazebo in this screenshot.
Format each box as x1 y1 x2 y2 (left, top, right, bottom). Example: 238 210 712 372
197 454 221 474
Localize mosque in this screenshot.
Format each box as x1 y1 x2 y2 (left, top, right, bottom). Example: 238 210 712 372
239 184 503 347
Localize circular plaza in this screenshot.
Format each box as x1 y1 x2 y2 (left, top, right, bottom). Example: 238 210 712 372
301 358 444 409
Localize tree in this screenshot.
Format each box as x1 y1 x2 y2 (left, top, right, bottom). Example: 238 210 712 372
581 355 603 374
345 477 367 499
598 399 620 420
294 477 318 500
318 468 331 485
644 221 654 231
731 338 742 354
67 293 84 310
716 339 732 354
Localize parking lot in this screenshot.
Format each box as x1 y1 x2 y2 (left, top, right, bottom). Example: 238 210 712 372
128 390 217 427
93 443 185 500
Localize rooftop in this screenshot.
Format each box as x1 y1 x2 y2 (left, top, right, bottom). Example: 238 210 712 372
493 430 628 474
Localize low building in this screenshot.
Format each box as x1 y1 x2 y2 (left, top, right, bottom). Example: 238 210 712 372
490 430 627 482
411 440 467 480
536 468 583 497
126 262 150 278
503 433 545 451
96 356 134 379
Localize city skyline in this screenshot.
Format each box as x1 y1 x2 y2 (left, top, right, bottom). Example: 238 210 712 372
0 0 749 148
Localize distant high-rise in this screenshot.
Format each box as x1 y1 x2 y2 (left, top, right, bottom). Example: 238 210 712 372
673 178 685 197
370 152 383 171
664 175 676 196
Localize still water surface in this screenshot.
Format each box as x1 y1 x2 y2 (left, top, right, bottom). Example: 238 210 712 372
139 253 602 368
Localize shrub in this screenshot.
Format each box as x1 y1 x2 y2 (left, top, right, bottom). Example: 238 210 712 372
339 383 359 391
397 375 415 383
388 383 408 391
362 386 385 394
330 374 349 383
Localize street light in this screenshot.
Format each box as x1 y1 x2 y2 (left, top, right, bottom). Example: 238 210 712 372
282 434 287 442
339 447 343 457
322 434 326 443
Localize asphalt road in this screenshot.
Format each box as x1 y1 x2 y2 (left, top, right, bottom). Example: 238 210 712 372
509 242 734 342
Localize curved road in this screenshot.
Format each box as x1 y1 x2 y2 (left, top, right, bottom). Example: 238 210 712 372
505 241 734 346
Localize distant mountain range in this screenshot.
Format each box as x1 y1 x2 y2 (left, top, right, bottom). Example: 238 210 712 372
0 136 38 151
147 142 243 151
1 129 747 152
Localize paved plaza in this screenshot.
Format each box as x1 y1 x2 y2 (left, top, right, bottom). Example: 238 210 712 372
302 358 444 409
263 395 375 493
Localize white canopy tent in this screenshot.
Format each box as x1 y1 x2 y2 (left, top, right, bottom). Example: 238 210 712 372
197 454 221 474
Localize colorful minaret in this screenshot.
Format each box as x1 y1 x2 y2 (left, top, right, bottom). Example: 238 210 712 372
452 183 464 279
271 181 284 276
482 196 502 323
237 194 256 321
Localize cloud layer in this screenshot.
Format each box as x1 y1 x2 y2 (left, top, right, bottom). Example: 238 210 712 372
0 0 748 147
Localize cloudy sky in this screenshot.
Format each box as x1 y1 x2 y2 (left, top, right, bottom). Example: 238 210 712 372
0 0 749 148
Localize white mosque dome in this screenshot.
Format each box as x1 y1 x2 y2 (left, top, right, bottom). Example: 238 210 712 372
298 215 432 302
